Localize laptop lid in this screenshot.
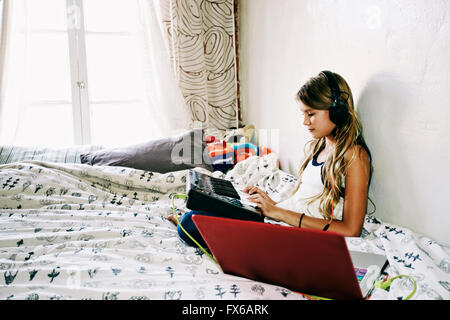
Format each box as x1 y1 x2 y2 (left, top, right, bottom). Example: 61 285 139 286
192 215 364 300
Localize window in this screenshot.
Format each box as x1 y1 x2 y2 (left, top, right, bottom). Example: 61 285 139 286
5 0 156 147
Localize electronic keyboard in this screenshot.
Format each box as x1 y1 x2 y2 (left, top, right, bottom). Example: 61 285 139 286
185 170 264 222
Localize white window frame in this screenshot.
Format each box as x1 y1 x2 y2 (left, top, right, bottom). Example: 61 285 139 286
67 0 91 145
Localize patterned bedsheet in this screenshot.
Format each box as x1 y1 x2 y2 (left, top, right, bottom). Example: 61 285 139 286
0 154 449 300
0 145 103 165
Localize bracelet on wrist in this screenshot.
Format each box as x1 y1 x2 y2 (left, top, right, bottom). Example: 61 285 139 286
298 213 305 228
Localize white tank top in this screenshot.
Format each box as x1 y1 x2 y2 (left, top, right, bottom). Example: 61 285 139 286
276 155 344 221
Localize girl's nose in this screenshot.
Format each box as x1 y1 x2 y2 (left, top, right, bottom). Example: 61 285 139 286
303 116 310 126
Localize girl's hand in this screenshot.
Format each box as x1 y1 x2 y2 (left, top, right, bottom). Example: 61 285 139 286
243 186 276 205
243 186 280 220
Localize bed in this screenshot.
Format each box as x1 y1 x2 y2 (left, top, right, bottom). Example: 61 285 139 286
0 145 449 300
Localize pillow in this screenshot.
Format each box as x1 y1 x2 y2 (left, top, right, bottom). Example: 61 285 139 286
80 129 213 173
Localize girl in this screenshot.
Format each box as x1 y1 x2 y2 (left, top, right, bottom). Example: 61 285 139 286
245 71 373 237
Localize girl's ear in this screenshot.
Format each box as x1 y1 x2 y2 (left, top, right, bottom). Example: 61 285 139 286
328 100 350 127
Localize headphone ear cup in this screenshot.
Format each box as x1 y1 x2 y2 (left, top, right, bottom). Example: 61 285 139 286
329 100 349 127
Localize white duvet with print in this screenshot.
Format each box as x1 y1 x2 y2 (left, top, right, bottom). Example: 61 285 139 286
0 154 448 300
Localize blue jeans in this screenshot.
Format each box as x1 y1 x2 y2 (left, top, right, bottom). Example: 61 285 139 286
177 210 223 251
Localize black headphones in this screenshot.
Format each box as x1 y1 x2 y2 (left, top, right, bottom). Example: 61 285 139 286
320 70 350 127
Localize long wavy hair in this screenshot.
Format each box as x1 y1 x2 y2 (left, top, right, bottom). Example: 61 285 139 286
293 72 375 220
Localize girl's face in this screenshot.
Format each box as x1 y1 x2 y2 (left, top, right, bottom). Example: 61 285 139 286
299 101 336 139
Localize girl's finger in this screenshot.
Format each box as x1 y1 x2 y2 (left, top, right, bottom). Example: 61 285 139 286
252 188 269 200
255 188 267 196
250 187 262 195
248 195 262 203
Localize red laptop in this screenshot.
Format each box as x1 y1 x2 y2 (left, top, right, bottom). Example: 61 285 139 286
192 215 387 300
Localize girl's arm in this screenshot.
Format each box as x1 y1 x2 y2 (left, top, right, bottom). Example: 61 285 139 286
298 145 371 237
250 146 371 237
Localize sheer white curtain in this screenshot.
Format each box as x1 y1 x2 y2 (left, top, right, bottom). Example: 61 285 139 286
0 0 6 120
138 0 192 137
0 0 192 146
0 0 77 147
0 0 20 145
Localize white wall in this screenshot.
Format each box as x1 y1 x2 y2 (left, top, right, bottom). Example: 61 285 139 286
239 0 450 246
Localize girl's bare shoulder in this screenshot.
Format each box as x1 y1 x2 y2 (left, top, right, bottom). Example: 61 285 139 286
345 145 370 168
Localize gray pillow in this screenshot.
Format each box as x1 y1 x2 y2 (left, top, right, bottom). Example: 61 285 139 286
80 129 213 173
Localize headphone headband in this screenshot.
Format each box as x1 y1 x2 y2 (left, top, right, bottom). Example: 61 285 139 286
320 70 341 101
320 70 349 127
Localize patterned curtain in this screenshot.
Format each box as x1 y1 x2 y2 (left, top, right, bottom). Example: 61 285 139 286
157 0 239 130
